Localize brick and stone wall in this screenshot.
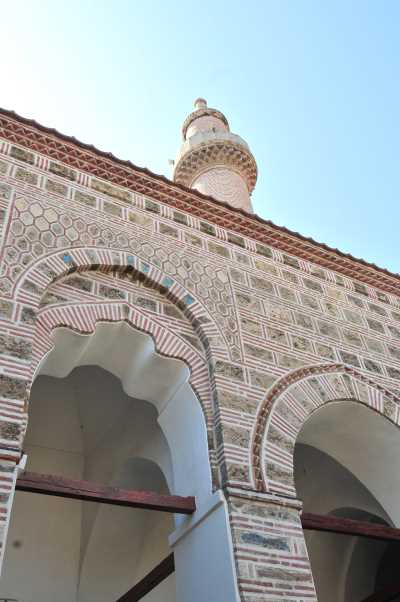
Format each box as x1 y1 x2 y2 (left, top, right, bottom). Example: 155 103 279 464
0 112 400 599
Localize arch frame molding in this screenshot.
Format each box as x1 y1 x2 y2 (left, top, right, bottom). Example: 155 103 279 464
252 363 400 495
12 245 235 363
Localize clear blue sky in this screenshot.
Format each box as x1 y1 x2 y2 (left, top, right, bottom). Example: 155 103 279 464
1 1 399 273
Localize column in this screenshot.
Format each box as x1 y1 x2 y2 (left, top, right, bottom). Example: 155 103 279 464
225 487 318 601
169 490 241 602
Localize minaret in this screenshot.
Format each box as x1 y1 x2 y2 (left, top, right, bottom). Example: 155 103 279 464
173 98 257 213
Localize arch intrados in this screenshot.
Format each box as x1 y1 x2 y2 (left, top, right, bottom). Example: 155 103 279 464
297 397 398 444
253 365 400 492
35 323 191 411
30 321 214 502
5 365 177 602
31 304 213 429
329 507 389 524
296 400 400 526
26 364 175 492
117 457 171 493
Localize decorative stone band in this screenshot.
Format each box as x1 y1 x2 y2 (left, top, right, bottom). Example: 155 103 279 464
0 445 21 465
174 139 257 194
224 485 303 511
13 246 235 360
251 362 400 494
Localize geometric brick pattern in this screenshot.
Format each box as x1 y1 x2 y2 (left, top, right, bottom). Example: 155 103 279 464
3 198 241 360
1 110 400 599
1 108 400 295
13 245 236 359
226 486 317 601
230 364 400 600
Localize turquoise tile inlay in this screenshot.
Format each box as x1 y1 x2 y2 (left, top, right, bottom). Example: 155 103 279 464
183 294 195 306
162 277 174 289
140 262 150 274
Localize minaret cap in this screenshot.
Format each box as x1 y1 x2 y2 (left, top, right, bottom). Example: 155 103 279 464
194 97 208 110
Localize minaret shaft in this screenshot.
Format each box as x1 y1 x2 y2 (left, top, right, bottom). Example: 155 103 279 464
173 99 257 213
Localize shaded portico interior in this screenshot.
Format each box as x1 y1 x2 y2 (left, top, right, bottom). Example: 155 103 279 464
295 401 400 602
0 323 211 602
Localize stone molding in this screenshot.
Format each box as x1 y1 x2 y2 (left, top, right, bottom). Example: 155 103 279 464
12 245 233 361
173 137 257 194
224 485 303 510
252 363 400 493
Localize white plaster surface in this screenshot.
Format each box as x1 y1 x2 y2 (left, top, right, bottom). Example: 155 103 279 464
297 401 400 524
295 400 400 601
0 367 175 602
170 491 241 602
186 115 228 139
0 323 218 601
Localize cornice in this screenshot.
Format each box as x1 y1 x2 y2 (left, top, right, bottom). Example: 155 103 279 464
0 107 399 297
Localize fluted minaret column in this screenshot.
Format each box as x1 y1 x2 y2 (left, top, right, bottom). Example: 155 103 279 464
173 98 257 213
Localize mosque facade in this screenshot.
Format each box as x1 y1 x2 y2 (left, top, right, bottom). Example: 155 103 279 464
0 100 399 601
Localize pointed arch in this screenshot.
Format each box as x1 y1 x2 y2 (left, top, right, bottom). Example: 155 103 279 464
31 301 213 430
251 363 400 494
13 246 236 362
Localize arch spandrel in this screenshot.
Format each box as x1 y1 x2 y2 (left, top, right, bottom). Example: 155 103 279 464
252 364 400 495
12 245 237 361
0 192 242 602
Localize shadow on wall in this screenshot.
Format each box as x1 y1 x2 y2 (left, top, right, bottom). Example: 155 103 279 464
0 323 213 602
294 401 400 602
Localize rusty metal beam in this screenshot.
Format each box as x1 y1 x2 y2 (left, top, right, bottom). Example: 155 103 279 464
16 471 195 515
116 554 175 602
302 512 400 542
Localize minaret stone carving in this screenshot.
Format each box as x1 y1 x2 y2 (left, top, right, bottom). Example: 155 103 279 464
173 98 257 212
